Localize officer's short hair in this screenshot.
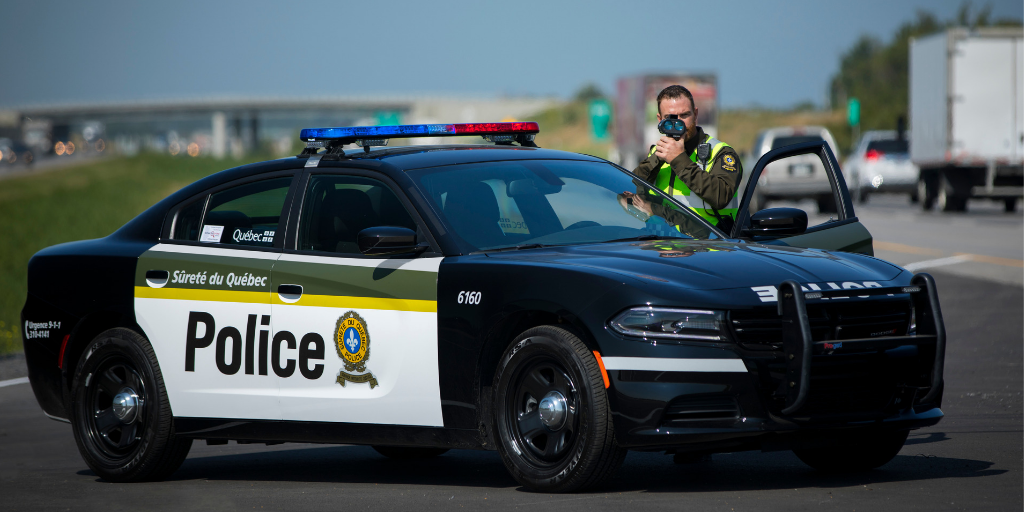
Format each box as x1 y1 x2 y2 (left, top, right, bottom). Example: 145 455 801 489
657 85 695 113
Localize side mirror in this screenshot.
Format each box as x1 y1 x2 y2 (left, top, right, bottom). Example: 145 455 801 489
357 226 425 256
742 207 808 237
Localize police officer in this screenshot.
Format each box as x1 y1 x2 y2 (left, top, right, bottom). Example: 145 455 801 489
623 85 742 232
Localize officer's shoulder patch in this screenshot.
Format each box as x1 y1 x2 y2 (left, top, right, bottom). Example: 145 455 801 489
723 154 736 166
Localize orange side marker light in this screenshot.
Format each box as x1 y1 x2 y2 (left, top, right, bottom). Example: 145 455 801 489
592 351 610 389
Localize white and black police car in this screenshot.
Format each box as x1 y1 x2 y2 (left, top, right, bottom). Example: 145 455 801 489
22 122 946 492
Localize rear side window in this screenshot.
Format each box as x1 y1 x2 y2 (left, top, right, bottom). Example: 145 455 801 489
771 135 824 150
204 178 292 247
173 177 292 246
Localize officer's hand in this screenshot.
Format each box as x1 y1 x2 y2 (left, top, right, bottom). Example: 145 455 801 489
622 191 653 216
654 136 686 164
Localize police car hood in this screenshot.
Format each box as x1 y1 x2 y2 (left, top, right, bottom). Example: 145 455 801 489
494 240 904 291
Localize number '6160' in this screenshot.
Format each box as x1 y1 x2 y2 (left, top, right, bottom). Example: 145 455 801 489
458 291 482 305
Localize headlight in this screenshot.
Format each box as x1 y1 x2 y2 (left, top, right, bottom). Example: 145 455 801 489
609 307 726 341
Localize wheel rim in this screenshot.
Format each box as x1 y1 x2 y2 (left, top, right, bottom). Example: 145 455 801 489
505 355 580 467
83 356 147 460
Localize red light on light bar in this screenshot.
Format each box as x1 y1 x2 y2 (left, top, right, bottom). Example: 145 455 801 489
451 122 539 135
865 149 883 161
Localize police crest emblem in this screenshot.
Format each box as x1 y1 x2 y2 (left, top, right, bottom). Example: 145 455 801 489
334 311 378 388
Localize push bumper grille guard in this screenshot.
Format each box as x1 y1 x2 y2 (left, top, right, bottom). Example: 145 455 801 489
777 273 946 415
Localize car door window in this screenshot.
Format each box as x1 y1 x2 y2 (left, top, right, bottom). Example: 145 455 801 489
187 177 292 246
297 175 419 254
734 141 872 255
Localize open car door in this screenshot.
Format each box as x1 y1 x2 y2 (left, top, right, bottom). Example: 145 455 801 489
730 140 874 255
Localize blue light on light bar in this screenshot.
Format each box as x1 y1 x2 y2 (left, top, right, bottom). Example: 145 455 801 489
300 122 539 141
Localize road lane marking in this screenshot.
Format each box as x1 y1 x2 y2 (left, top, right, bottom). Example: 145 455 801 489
0 377 29 388
904 255 974 272
874 241 944 256
954 252 1024 269
876 241 1024 270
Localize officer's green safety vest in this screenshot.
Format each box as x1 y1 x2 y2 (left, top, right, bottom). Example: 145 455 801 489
647 134 739 226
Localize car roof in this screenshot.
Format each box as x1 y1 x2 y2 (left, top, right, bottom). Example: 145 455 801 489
337 144 607 170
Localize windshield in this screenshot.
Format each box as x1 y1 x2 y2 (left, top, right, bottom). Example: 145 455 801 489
407 159 717 252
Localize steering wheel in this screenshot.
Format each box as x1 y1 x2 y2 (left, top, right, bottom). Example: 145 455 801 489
565 221 601 230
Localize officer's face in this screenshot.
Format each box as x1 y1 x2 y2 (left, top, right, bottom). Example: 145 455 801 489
657 97 698 141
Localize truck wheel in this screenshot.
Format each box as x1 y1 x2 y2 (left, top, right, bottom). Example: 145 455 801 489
69 328 192 482
493 326 625 492
919 179 935 210
936 181 968 212
793 430 908 472
1005 198 1018 213
372 446 449 459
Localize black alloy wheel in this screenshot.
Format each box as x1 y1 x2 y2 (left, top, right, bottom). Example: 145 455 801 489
82 357 148 459
493 326 625 492
508 358 579 465
69 328 192 482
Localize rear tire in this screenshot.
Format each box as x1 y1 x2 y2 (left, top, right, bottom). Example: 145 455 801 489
372 446 449 459
493 326 625 492
69 328 192 482
793 430 908 472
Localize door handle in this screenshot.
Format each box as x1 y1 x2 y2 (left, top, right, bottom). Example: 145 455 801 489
277 284 303 303
145 270 169 288
278 284 303 296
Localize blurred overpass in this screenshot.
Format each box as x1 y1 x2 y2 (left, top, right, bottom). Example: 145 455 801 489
0 95 559 157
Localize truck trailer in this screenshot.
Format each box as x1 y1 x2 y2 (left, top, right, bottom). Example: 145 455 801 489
910 27 1024 212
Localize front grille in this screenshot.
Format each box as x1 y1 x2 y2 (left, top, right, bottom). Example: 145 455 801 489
662 396 739 423
731 298 927 417
730 298 912 350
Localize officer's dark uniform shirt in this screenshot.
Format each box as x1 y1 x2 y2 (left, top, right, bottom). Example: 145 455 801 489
632 126 743 228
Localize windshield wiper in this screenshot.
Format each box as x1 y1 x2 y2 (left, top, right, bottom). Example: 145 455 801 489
602 234 686 243
476 243 547 253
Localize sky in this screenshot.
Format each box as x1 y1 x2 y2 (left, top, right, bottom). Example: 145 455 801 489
1 0 1021 110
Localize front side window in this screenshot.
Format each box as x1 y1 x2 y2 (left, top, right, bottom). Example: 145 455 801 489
407 160 715 252
182 177 292 247
297 175 419 254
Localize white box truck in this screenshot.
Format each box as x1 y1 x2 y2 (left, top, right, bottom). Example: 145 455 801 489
910 27 1023 212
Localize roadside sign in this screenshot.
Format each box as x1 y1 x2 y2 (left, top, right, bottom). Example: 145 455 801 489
847 98 860 127
375 111 402 126
589 99 611 141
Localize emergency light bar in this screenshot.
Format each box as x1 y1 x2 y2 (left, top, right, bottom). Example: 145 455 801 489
300 122 539 148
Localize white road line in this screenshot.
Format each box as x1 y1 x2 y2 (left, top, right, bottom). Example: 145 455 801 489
904 255 974 272
0 376 29 388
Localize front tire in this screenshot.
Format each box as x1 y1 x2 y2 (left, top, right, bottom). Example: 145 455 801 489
793 429 908 472
493 326 625 492
69 328 192 482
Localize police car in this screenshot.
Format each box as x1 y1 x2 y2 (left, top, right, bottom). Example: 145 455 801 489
22 122 946 492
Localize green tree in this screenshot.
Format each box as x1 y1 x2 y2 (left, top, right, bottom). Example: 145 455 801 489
829 3 1021 134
